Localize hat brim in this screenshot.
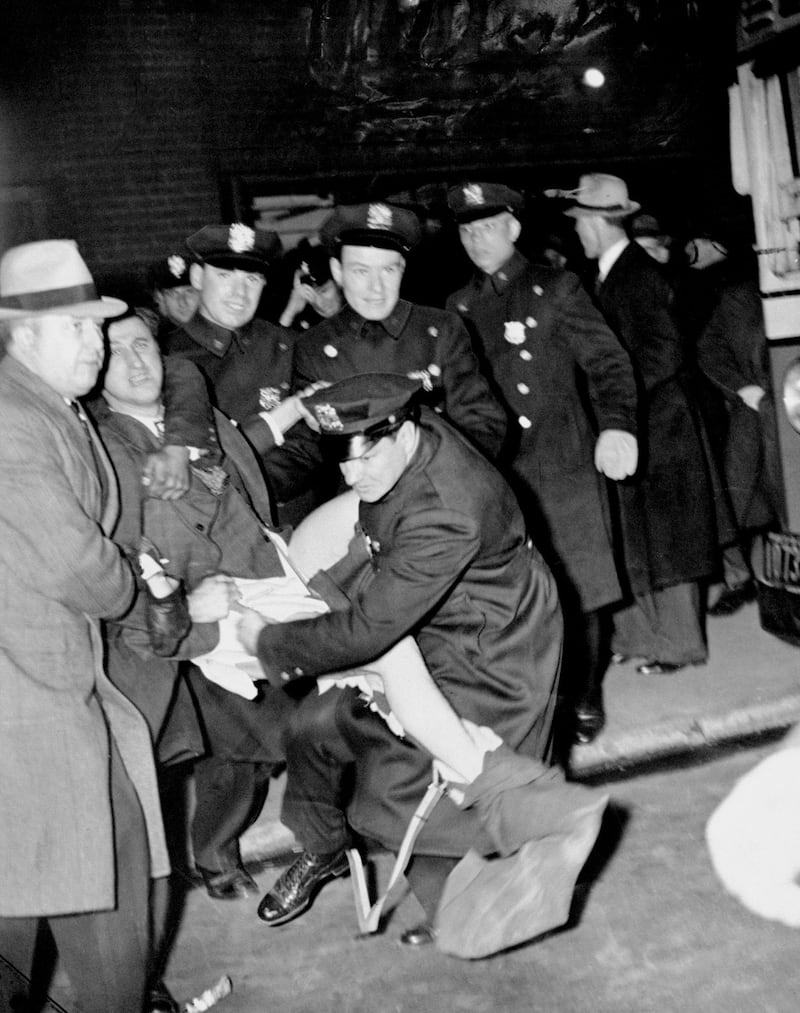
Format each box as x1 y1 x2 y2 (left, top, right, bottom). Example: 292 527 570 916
334 229 414 255
564 201 641 219
0 296 127 320
453 204 520 224
202 254 271 274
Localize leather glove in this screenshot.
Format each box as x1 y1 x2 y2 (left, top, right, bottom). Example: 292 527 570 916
594 429 638 480
139 549 191 656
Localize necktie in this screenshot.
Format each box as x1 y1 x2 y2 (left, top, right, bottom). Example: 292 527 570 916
70 401 108 507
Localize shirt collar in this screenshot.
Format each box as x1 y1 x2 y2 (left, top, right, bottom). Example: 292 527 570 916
598 238 630 283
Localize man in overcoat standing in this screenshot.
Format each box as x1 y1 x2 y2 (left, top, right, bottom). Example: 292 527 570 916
0 240 169 1011
446 181 638 744
558 174 717 673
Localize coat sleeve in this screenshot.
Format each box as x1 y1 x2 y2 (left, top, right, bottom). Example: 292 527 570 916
697 282 767 400
0 408 133 619
255 506 481 682
438 313 508 458
161 356 221 456
556 272 638 436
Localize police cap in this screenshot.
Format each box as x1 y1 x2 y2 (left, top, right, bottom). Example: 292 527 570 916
304 372 422 461
447 182 524 224
186 223 282 274
147 252 195 292
320 203 422 256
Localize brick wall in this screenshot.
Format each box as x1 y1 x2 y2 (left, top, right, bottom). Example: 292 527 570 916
0 1 731 299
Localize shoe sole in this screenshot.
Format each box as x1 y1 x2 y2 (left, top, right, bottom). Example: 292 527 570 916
257 857 350 926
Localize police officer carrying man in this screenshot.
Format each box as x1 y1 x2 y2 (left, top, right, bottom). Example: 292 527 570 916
260 202 508 508
446 181 638 746
238 372 563 946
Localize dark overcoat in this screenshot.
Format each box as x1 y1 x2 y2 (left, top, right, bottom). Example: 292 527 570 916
696 276 780 531
95 401 292 766
597 242 717 593
255 412 563 853
261 300 508 503
164 313 296 453
448 251 637 613
0 356 168 917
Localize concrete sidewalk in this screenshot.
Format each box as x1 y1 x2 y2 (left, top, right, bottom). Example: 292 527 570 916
240 598 800 864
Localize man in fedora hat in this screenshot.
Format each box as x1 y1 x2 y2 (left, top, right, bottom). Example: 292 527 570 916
554 173 717 675
258 202 507 510
0 240 169 1011
238 372 562 945
446 180 638 747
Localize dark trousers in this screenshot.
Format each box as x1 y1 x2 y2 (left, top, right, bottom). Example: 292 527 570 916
0 740 151 1013
281 687 478 916
187 671 292 873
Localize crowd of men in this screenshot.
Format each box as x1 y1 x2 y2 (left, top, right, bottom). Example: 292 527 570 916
0 173 779 1010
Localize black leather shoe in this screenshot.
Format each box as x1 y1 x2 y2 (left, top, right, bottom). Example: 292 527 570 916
147 980 179 1013
636 660 687 675
708 582 756 617
573 703 606 745
257 849 349 926
399 922 437 947
197 864 259 900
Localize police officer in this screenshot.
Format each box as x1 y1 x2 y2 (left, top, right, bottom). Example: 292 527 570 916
446 181 638 746
238 373 562 945
261 202 508 507
148 251 200 341
164 224 317 461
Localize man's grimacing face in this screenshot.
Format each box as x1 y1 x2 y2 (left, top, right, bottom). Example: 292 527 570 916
103 316 164 414
338 425 413 503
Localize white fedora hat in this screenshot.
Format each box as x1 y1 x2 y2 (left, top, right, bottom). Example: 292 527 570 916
0 239 125 319
547 174 640 219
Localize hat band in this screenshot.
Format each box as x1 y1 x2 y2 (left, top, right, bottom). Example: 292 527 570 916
574 201 631 213
0 282 99 311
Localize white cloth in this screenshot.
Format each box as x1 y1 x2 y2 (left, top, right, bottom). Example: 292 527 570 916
191 528 330 698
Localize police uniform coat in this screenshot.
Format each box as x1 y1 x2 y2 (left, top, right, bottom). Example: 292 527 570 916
255 412 563 854
0 356 168 917
164 312 296 452
597 242 717 592
261 300 507 504
448 251 637 613
94 399 293 767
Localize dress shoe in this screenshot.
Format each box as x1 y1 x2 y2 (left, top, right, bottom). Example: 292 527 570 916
257 849 349 926
197 864 259 900
573 702 606 745
636 660 687 675
147 979 179 1013
707 582 756 617
399 922 437 947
